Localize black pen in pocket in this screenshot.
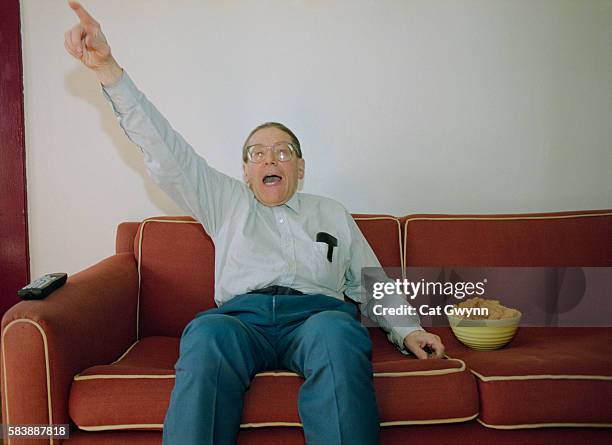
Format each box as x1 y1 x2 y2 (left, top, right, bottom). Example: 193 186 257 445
316 232 338 262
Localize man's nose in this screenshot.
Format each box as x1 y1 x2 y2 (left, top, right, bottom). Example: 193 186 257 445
263 149 277 164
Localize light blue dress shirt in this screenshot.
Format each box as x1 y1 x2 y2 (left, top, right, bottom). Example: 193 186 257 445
101 71 421 353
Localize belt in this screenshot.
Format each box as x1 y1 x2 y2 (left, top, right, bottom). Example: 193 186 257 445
247 285 304 295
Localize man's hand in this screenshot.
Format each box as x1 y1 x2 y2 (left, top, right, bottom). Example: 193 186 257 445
64 1 122 85
403 330 445 359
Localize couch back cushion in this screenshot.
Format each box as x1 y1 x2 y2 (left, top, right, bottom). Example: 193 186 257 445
353 215 403 268
126 215 402 338
132 217 215 337
402 210 612 267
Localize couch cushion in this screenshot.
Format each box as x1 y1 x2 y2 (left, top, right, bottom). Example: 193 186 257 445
69 329 478 431
353 215 403 268
434 327 612 428
402 210 612 266
133 217 217 338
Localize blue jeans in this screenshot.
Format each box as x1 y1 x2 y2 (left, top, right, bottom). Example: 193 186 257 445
162 293 380 445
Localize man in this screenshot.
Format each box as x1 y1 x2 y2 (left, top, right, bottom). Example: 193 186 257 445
64 2 445 444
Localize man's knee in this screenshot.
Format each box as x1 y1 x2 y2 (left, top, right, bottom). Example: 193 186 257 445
179 314 246 360
302 310 371 351
175 313 256 391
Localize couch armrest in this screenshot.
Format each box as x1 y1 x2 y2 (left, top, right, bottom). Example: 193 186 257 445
1 253 139 435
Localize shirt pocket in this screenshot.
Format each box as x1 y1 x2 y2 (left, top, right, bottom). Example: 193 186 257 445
313 240 337 262
308 240 345 287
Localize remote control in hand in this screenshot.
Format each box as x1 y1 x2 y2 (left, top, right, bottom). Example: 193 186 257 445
18 273 68 300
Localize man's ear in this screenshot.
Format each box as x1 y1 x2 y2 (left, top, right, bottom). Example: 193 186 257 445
242 163 250 184
298 158 305 180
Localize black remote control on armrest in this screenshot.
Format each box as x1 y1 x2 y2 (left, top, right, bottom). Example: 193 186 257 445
18 273 68 300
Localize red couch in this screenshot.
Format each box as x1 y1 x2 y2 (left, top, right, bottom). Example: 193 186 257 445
2 209 611 445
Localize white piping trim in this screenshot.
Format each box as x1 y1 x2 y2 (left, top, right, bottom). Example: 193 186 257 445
477 418 612 429
76 413 481 432
77 415 612 432
254 371 299 377
380 413 479 426
79 424 164 431
374 358 466 377
73 358 467 381
111 340 140 364
240 422 302 428
74 374 176 381
403 212 612 266
2 318 54 445
471 369 612 381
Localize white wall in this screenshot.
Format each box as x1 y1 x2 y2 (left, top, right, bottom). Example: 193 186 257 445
22 0 612 278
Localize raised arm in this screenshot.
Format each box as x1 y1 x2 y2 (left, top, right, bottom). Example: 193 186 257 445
63 1 248 236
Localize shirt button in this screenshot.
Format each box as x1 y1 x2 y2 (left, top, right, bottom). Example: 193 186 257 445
279 218 284 224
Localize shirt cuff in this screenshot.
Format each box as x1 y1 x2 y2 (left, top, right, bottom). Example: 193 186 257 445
388 325 424 355
100 70 142 114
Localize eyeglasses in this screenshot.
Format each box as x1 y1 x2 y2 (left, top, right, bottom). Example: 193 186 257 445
246 141 296 163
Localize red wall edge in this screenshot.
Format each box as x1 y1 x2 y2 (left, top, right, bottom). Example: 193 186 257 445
0 0 30 315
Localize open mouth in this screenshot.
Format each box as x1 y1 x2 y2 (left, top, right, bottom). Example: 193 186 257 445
263 175 282 185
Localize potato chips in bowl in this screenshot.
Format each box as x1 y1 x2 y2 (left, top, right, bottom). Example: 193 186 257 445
447 297 521 351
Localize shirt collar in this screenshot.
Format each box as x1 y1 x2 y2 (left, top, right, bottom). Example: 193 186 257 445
250 191 301 214
284 193 301 214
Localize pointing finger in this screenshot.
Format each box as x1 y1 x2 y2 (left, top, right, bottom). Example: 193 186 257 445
68 1 97 27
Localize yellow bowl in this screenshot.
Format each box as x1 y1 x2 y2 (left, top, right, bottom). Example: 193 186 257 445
447 313 521 351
